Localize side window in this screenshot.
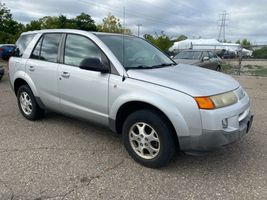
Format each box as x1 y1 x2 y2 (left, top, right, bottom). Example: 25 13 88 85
14 34 36 57
208 51 216 58
64 34 108 67
31 36 43 59
40 34 61 62
202 51 209 58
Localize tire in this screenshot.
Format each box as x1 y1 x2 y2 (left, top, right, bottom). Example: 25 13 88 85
122 109 175 168
17 85 45 120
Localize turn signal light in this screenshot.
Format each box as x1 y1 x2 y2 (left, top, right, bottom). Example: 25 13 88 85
194 97 215 109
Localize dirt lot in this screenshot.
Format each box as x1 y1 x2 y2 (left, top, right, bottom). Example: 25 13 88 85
0 61 266 200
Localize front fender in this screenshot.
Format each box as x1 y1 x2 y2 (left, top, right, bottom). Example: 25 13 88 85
108 76 202 137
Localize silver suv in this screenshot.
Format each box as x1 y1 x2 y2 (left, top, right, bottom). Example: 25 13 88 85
9 29 253 168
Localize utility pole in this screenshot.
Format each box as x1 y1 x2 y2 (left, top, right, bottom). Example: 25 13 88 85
217 11 229 42
137 24 142 37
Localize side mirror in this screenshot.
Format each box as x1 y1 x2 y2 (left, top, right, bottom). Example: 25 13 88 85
203 56 209 61
170 55 174 59
79 57 109 73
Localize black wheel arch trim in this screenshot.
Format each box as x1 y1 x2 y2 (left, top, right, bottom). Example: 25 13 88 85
35 96 46 110
14 78 46 110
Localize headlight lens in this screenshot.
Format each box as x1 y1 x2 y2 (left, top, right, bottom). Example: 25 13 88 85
194 91 237 109
210 91 237 108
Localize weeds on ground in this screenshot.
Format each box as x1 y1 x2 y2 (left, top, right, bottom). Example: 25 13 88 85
222 63 267 77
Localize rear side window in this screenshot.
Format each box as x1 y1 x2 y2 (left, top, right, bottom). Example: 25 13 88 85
202 51 209 58
174 51 202 60
40 34 61 62
30 33 62 63
208 51 216 58
14 34 36 57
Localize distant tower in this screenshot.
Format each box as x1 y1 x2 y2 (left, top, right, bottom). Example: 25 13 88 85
217 11 228 42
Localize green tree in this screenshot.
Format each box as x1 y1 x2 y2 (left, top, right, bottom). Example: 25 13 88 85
97 14 131 34
0 2 12 31
173 35 187 42
39 16 61 29
236 39 241 44
0 2 24 43
253 47 267 59
241 39 252 49
236 39 252 50
25 20 42 31
144 32 173 52
24 14 97 31
72 13 97 31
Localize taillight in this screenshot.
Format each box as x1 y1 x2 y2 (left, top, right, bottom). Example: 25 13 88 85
0 48 3 52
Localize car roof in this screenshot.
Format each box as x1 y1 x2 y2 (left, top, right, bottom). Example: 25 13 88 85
20 29 129 37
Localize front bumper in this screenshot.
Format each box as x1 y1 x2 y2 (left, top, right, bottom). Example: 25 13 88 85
179 112 253 152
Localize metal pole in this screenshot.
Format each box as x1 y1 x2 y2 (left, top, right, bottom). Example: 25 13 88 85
238 50 242 75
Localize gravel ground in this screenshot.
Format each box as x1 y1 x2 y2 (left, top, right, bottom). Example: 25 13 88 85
0 61 266 200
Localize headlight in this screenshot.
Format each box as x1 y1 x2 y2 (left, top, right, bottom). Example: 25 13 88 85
194 91 237 109
210 91 237 108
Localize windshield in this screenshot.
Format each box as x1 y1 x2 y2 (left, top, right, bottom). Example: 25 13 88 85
174 51 202 60
97 34 175 69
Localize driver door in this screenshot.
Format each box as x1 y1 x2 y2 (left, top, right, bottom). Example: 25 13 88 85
58 34 110 125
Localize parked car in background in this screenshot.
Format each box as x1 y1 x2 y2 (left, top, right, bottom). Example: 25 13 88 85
221 50 236 59
0 65 4 80
0 44 15 60
9 30 253 168
173 49 222 71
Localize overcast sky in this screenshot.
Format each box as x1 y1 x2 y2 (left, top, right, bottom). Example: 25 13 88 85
3 0 267 43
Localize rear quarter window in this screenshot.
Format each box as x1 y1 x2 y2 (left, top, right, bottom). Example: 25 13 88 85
14 34 36 57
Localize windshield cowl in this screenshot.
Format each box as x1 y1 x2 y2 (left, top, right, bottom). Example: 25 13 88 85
125 63 176 71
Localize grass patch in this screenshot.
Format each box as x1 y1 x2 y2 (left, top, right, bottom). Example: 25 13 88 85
222 63 267 77
221 63 235 74
243 65 253 69
253 68 267 76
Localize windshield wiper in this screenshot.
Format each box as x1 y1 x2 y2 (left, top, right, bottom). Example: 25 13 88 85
125 65 153 70
151 63 176 68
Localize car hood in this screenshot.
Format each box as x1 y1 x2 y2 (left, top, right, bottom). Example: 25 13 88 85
173 59 200 65
126 64 240 97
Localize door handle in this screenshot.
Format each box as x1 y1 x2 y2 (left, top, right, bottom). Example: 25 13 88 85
28 66 35 71
61 71 70 78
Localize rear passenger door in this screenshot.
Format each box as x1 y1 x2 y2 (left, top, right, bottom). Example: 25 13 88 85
25 33 62 111
57 34 110 125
